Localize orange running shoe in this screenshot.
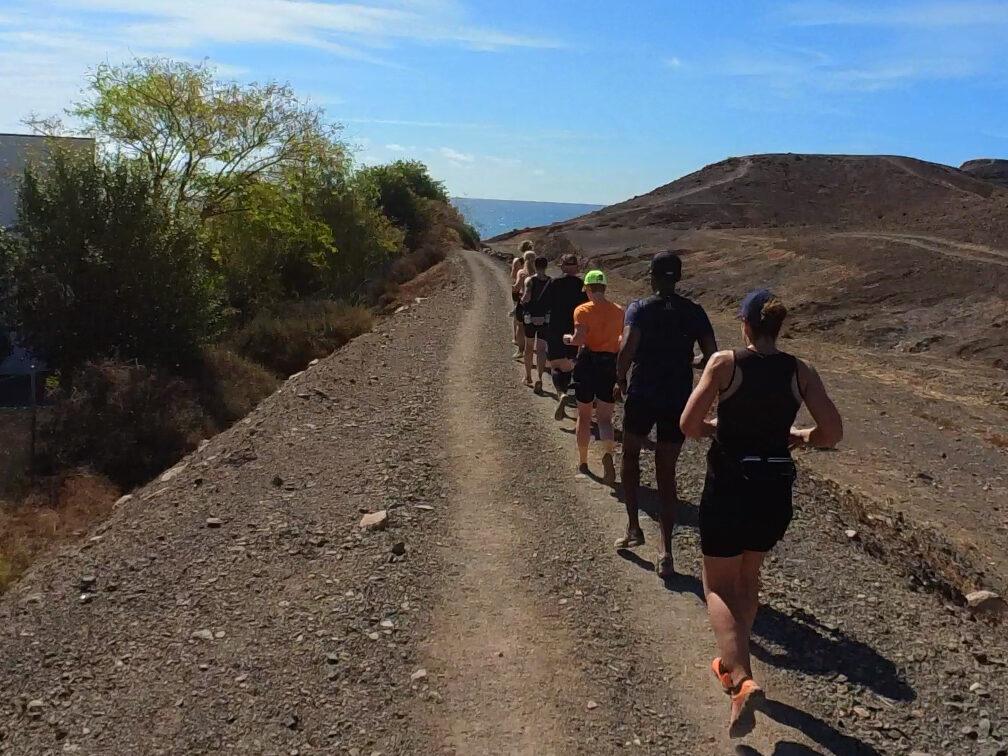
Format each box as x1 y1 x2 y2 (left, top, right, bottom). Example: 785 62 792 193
710 657 732 694
728 678 765 739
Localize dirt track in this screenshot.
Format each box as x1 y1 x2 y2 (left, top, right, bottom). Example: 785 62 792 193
2 250 1007 755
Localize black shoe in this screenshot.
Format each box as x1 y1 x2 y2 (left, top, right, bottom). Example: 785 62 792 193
554 394 568 420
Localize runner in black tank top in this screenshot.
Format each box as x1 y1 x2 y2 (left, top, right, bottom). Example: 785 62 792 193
521 256 552 391
681 289 843 739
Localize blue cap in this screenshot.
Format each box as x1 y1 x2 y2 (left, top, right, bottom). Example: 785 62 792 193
738 289 774 323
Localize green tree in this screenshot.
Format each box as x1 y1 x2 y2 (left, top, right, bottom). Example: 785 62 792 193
210 176 336 316
356 160 449 245
72 57 345 218
15 150 215 380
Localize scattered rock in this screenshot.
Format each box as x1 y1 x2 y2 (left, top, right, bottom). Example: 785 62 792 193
586 700 599 710
26 700 44 717
113 494 133 509
845 529 858 539
410 668 427 682
359 511 388 531
160 462 188 482
391 542 406 556
206 517 223 528
966 590 1007 617
79 575 97 592
191 629 215 642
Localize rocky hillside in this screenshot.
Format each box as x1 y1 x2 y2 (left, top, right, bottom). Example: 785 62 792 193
962 158 1008 188
492 154 1008 368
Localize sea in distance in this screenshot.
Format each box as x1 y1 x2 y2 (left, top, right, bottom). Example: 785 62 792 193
451 197 605 240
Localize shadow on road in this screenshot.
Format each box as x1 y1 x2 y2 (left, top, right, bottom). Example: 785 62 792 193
617 551 916 704
611 485 700 529
733 700 884 755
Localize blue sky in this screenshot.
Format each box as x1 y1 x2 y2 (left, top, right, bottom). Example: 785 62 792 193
2 1 1007 203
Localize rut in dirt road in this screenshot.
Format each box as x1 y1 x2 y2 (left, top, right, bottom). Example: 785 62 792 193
421 252 589 753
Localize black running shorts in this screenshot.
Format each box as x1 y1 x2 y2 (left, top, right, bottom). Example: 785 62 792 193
546 331 578 361
573 354 617 404
524 323 548 340
622 395 687 444
699 448 795 558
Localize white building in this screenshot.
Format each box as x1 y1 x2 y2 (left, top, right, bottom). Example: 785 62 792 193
0 133 95 228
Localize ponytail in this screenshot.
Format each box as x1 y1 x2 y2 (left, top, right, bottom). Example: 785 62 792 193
752 297 787 338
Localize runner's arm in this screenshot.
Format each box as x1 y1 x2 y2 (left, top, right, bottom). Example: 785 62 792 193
563 323 588 347
615 325 640 389
520 275 532 305
694 331 718 369
790 359 843 449
680 351 733 439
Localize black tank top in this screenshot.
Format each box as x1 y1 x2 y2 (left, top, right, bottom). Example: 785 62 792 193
525 275 551 316
715 349 801 457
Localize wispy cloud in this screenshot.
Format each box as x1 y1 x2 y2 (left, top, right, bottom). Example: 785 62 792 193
664 56 683 69
784 1 1008 28
0 1 563 130
38 0 564 54
708 43 985 94
439 146 474 163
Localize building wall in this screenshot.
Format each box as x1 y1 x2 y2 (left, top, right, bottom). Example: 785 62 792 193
0 133 96 228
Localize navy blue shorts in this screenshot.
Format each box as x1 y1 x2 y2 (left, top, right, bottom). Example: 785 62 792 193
622 395 688 444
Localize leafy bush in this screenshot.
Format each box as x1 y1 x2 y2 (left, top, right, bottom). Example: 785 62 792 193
15 151 216 380
0 230 22 333
39 361 211 488
315 173 404 297
230 300 373 376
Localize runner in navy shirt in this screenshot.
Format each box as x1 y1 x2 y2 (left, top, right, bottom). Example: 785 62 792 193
615 251 717 577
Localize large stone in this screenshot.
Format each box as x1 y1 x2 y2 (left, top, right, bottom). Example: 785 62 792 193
966 590 1007 617
359 511 388 531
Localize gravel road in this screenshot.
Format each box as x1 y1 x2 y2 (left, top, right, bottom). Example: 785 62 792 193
1 250 1005 755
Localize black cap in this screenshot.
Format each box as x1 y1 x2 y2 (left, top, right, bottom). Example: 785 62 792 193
534 255 549 269
649 251 681 281
738 289 773 322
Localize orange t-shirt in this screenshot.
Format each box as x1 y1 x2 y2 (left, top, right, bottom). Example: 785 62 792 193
573 299 624 353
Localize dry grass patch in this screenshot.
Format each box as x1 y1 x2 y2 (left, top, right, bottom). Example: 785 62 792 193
0 472 118 591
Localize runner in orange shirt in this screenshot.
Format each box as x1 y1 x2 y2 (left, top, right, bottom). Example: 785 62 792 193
563 270 624 484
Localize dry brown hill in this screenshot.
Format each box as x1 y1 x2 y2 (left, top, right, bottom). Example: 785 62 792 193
962 158 1008 188
493 154 1008 369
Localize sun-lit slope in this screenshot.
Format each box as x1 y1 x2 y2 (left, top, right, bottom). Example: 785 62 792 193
492 154 1008 368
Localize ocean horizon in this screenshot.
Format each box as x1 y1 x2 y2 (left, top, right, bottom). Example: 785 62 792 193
451 197 605 240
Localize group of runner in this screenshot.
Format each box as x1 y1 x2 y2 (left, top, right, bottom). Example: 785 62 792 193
509 242 844 738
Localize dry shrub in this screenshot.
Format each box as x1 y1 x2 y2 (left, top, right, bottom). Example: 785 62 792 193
231 300 373 376
39 361 211 489
190 345 279 426
0 471 118 591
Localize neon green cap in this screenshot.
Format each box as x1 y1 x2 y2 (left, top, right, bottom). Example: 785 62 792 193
583 269 607 286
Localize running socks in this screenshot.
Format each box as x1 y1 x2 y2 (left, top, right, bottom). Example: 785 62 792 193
553 369 572 394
